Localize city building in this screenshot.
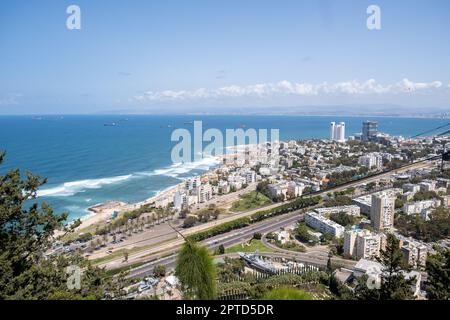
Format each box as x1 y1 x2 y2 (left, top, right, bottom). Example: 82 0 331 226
362 121 378 142
403 199 441 215
344 229 381 260
370 192 395 231
402 243 428 268
330 122 346 142
305 212 345 238
358 153 383 169
268 181 304 200
315 205 361 217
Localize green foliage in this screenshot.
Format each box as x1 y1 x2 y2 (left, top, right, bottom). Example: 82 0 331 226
217 257 244 283
253 232 262 240
329 212 357 227
0 152 109 299
324 196 353 208
217 244 225 255
182 216 197 228
188 196 321 243
261 287 314 300
188 217 251 242
413 191 439 202
425 247 450 300
354 234 415 300
230 191 272 212
395 198 405 209
175 241 217 300
295 222 313 243
272 240 306 253
395 207 450 242
153 265 166 277
328 275 355 300
225 239 272 254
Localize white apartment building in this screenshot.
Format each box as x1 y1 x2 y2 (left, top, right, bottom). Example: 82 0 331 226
358 153 383 169
403 183 421 193
173 191 188 211
195 183 213 203
401 243 428 268
403 199 441 215
315 205 361 217
185 177 202 191
268 181 304 200
371 192 395 231
344 229 381 260
419 180 437 192
305 212 345 238
330 122 346 142
173 191 198 210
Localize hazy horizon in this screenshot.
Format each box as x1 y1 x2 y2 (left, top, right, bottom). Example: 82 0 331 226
1 0 450 115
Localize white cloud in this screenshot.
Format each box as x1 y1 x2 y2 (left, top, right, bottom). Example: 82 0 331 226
134 79 444 102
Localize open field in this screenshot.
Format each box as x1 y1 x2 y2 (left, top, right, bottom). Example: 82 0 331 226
225 239 273 254
230 191 272 212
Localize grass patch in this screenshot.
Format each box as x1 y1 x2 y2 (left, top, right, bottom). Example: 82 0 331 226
261 287 314 300
230 191 272 212
225 239 273 254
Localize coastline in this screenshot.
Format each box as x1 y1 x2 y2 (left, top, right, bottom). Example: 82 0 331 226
75 150 247 233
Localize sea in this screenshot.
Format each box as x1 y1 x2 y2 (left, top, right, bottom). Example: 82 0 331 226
0 115 447 222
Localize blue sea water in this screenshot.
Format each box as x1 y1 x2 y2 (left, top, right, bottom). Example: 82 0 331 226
0 115 447 221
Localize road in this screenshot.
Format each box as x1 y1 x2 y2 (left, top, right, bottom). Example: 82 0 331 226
103 160 434 273
128 209 358 279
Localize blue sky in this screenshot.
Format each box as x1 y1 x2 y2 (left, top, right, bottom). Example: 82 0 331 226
0 0 449 114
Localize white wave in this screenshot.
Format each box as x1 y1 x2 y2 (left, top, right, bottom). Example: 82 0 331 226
155 157 221 177
137 156 221 179
37 174 132 197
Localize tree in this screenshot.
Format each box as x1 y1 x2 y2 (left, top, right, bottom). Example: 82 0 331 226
327 251 333 274
354 234 415 300
0 152 108 299
253 232 262 240
175 241 216 300
425 247 450 300
217 244 225 255
182 216 197 228
377 234 415 300
153 265 166 278
296 223 312 243
329 212 356 227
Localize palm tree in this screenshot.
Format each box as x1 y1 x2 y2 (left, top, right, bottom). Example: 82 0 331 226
175 241 217 300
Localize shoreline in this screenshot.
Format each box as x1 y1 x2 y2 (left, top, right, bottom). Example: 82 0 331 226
74 157 224 233
74 149 249 233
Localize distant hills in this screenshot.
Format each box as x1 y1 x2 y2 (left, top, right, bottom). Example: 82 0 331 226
99 104 450 118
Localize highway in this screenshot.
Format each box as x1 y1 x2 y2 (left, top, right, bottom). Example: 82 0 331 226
109 160 434 277
128 208 358 278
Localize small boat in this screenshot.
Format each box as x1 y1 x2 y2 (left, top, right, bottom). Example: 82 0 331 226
104 122 117 127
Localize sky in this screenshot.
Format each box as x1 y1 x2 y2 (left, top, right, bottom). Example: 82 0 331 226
0 0 449 115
